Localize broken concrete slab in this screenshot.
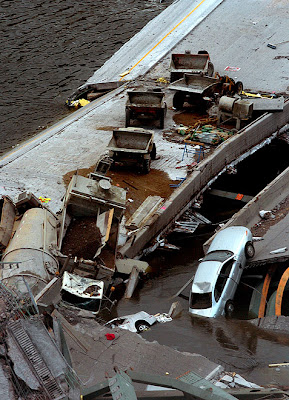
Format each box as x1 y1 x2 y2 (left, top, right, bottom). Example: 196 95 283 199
35 276 62 309
115 258 149 275
250 315 289 332
6 332 41 391
0 359 15 400
168 301 183 319
124 266 140 299
57 308 224 388
249 96 285 112
125 195 164 230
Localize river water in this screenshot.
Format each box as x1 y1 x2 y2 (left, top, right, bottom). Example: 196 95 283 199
0 0 172 155
116 237 289 388
2 0 289 390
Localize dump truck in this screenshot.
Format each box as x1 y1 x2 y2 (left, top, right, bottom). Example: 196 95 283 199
169 73 243 110
107 128 156 173
125 89 166 129
169 50 214 83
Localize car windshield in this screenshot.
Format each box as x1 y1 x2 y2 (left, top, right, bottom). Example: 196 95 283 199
190 292 212 309
203 250 234 262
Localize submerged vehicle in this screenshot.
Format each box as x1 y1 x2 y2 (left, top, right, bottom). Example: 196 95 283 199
105 311 157 333
189 226 255 318
61 272 104 314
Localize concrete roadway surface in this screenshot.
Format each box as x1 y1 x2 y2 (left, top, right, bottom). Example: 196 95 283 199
82 0 224 86
0 0 288 211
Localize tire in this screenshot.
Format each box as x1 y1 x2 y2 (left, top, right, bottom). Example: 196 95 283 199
234 81 243 95
207 61 214 77
125 109 130 127
135 321 150 333
150 143 156 160
159 113 164 129
173 92 185 110
142 158 151 174
245 241 255 259
225 300 234 318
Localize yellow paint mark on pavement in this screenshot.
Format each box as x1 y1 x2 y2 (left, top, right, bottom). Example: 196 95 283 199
119 0 207 80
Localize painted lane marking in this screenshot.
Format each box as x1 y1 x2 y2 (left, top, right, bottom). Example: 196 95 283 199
120 0 208 80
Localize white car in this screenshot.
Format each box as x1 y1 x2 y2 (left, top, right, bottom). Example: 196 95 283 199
189 226 255 318
105 311 157 333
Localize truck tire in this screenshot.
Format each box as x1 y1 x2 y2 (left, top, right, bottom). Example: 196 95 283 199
143 158 151 174
125 109 130 127
207 61 214 77
159 114 165 129
173 92 185 110
150 143 156 160
234 81 243 95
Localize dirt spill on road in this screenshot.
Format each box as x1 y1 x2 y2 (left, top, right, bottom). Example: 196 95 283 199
107 169 175 218
62 165 95 187
63 165 175 219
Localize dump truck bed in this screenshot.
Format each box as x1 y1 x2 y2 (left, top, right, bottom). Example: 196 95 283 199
170 53 214 82
170 53 209 71
107 130 153 154
169 74 221 94
126 91 165 108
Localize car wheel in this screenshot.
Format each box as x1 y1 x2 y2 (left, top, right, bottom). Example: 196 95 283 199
245 241 255 259
225 300 234 318
135 321 150 333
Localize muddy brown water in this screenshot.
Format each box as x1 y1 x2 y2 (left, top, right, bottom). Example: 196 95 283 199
3 0 289 390
115 239 289 388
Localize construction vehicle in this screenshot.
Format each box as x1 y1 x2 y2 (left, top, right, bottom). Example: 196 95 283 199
125 89 166 129
169 73 243 110
169 50 214 82
107 128 156 174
